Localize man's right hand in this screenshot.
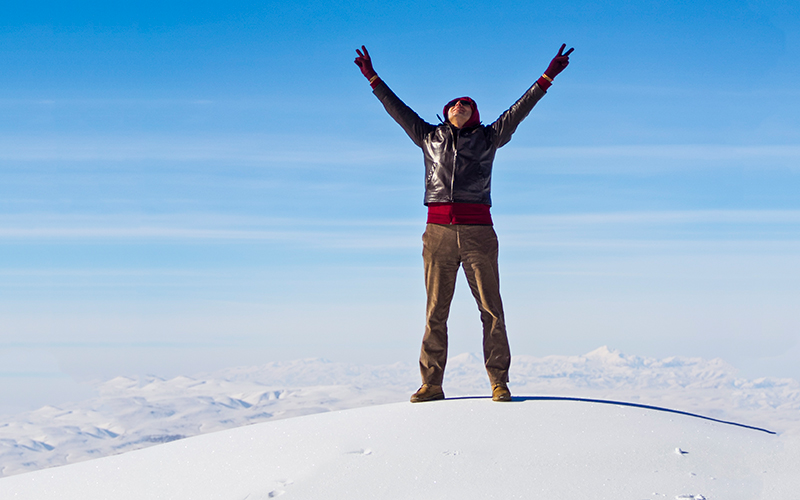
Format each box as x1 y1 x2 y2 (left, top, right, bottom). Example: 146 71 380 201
354 45 377 81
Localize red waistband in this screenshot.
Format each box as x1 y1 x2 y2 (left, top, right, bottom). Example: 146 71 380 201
426 203 493 225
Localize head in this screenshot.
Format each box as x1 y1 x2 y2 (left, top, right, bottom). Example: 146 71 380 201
443 97 480 129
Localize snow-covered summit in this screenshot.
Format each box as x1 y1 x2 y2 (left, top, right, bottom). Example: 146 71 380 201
2 397 798 500
1 347 799 480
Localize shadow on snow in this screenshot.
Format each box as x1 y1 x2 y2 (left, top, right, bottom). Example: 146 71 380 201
445 395 777 435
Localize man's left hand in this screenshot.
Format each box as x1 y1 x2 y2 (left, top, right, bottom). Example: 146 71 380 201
544 43 574 80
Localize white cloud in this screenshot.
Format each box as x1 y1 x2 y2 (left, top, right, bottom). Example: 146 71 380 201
0 213 421 249
501 144 800 172
0 134 416 164
500 209 800 225
2 210 799 254
3 133 798 171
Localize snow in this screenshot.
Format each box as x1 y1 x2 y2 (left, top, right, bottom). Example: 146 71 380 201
1 347 800 498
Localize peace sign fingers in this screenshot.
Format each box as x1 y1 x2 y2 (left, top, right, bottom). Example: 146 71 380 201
543 43 575 81
354 45 377 81
557 43 575 58
356 45 371 61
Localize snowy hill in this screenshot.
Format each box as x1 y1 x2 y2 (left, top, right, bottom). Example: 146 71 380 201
1 346 800 497
1 396 798 499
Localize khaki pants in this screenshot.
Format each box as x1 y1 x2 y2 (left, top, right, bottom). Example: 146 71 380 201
420 223 511 386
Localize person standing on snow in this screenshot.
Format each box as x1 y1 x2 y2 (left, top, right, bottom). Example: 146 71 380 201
354 44 573 403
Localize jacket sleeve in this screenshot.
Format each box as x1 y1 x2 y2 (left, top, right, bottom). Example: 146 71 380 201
490 82 547 148
372 80 436 148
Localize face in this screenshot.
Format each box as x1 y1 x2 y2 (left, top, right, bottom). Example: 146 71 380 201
448 100 473 124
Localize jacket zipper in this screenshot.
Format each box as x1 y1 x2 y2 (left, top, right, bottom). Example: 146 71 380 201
450 125 457 202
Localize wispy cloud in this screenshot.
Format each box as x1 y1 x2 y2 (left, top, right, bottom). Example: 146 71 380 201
0 213 421 249
500 209 800 226
494 210 800 254
519 144 800 160
2 210 799 253
501 144 800 172
3 134 798 170
0 134 416 165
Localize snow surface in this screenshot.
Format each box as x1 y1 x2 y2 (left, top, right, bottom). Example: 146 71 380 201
1 347 800 498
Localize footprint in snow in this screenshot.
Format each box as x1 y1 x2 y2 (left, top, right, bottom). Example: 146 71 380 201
242 480 293 500
346 448 372 455
242 492 284 500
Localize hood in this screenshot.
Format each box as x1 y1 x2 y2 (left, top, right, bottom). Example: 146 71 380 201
443 96 481 129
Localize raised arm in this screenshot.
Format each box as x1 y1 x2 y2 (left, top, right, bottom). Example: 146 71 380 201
492 43 574 147
355 45 436 147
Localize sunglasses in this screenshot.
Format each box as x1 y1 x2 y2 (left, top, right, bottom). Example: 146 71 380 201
450 99 472 107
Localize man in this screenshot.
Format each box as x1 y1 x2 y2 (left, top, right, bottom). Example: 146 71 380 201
354 44 573 403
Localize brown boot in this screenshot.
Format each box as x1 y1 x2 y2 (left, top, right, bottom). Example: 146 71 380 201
492 383 511 402
410 384 445 403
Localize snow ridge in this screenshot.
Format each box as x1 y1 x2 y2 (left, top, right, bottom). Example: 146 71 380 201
1 346 799 478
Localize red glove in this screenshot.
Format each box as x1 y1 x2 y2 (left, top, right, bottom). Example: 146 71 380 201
354 45 380 87
544 43 574 80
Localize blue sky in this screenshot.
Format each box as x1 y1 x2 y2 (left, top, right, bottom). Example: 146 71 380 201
1 0 799 413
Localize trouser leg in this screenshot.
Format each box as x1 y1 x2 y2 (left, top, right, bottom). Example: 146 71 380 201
420 224 460 385
459 225 510 385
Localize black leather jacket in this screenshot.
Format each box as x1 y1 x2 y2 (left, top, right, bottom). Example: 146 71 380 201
373 80 546 206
